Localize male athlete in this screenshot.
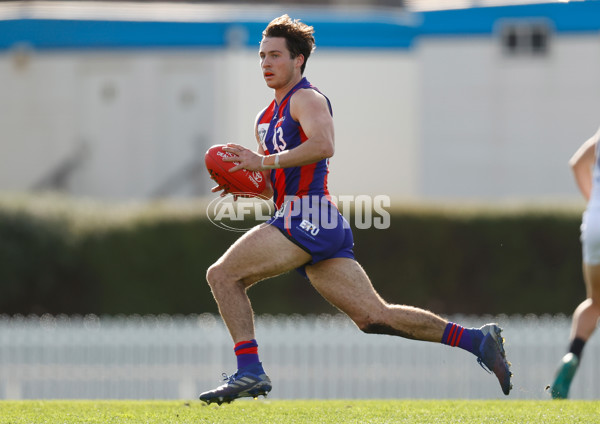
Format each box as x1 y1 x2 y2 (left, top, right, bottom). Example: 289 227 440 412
199 15 512 404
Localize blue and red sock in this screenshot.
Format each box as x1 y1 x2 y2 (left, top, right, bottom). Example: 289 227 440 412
234 339 260 369
441 322 483 356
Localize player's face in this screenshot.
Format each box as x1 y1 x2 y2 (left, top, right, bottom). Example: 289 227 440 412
259 37 301 90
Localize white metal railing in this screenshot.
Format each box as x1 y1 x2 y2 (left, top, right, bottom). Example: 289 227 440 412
0 313 597 400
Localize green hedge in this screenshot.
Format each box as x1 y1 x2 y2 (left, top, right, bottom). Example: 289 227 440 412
0 195 585 316
352 211 583 316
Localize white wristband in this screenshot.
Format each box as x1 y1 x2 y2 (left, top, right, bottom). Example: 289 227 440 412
261 154 281 169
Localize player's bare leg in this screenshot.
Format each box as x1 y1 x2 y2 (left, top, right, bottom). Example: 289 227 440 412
200 224 311 404
305 258 512 395
551 262 600 399
305 258 446 341
206 223 311 342
571 263 600 340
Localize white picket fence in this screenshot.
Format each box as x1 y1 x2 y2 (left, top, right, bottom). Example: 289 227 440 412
0 313 598 400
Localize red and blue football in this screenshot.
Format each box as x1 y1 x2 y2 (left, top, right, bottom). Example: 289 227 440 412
205 144 266 196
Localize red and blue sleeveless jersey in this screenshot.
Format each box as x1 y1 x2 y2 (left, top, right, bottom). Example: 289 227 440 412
256 77 332 209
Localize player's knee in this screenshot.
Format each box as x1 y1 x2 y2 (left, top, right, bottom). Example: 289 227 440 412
587 297 600 312
206 263 224 289
206 262 241 295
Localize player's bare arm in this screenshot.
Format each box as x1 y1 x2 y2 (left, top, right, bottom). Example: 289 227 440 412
224 90 334 172
258 89 334 169
570 130 599 201
286 88 335 162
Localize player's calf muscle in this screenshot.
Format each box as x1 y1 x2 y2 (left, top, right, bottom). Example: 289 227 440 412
352 304 445 342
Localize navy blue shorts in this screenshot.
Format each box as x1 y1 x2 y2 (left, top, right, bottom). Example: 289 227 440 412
267 196 355 277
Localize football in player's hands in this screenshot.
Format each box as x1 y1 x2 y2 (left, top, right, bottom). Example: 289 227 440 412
205 144 266 196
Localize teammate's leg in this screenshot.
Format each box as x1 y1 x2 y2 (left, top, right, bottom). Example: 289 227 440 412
200 224 311 404
305 258 512 395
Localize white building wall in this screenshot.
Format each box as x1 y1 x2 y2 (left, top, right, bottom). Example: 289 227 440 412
418 33 600 200
0 52 79 191
310 51 419 199
1 18 599 202
72 51 220 199
0 50 220 199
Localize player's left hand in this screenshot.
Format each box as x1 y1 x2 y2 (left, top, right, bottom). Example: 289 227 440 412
222 143 263 172
211 183 230 197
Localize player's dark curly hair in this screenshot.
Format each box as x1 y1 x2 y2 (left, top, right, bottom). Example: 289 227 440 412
262 14 315 74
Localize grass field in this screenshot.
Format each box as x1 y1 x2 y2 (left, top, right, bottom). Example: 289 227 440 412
0 400 599 424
